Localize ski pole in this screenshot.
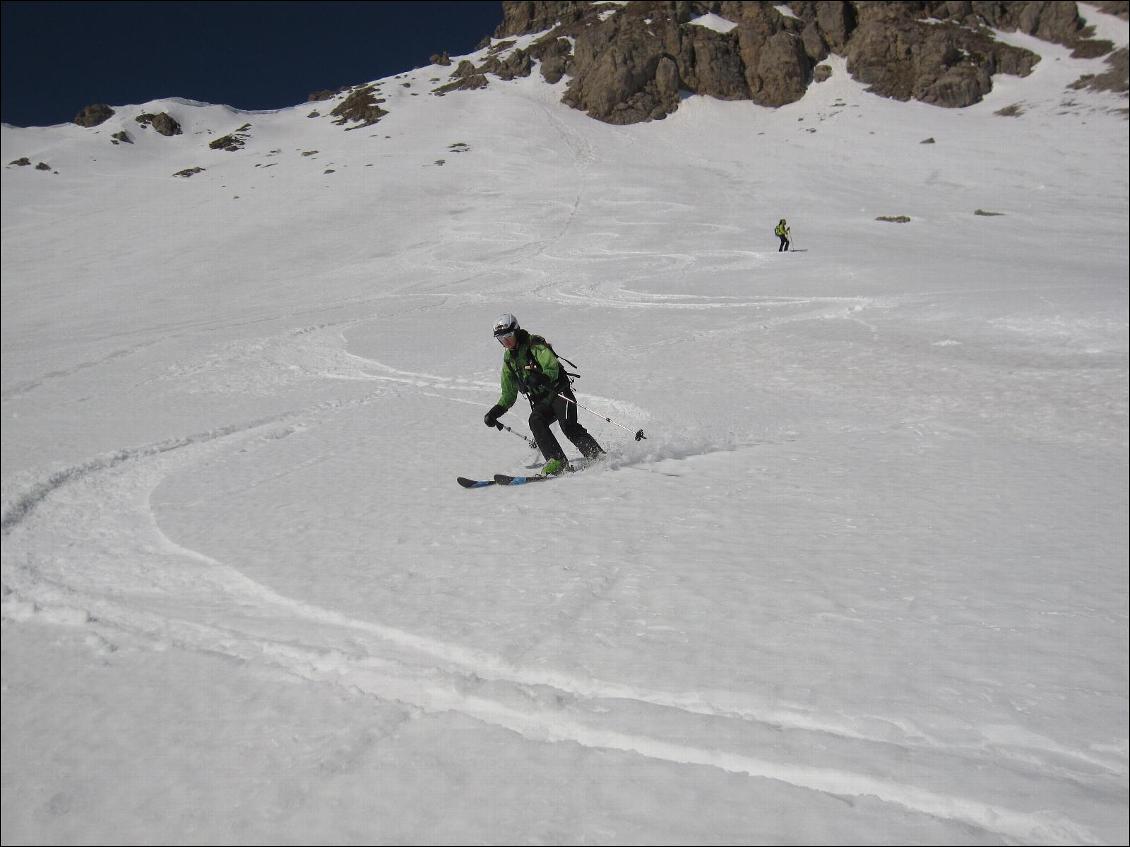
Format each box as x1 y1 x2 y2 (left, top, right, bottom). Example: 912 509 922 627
494 421 537 449
556 393 646 441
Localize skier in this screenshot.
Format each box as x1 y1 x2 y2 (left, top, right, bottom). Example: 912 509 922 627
482 313 604 476
775 218 791 252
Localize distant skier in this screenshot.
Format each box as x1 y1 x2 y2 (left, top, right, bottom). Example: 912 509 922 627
483 314 604 476
775 218 791 252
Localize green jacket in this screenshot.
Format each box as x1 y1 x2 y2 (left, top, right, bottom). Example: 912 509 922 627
775 222 789 237
497 330 563 410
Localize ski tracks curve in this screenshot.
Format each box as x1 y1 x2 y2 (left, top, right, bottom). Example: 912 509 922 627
0 423 1112 844
1 325 1117 845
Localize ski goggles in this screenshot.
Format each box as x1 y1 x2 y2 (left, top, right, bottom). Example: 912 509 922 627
495 331 516 344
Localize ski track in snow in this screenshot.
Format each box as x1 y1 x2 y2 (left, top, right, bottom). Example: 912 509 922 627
0 327 1119 846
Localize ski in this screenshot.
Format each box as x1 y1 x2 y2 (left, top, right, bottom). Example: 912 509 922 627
493 473 552 486
465 457 605 488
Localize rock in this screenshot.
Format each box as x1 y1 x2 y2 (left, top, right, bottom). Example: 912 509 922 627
9 157 31 166
530 37 574 84
845 18 1038 107
433 44 535 95
73 103 114 127
679 24 749 101
135 112 182 136
561 9 682 122
1084 1 1128 19
479 48 534 80
173 167 205 178
433 72 490 95
740 29 811 107
35 162 51 170
307 87 349 101
150 113 182 136
496 1 588 38
330 86 388 127
209 124 252 151
111 130 132 144
486 1 1116 123
431 51 452 65
876 215 911 222
1070 46 1129 95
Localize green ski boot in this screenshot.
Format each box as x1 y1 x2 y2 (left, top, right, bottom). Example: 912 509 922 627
541 457 569 476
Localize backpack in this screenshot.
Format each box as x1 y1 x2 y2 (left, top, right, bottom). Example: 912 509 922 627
507 334 580 394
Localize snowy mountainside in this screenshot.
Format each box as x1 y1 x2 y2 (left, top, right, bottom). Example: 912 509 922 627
2 8 1128 846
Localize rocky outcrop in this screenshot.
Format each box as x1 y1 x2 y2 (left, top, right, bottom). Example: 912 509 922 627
9 157 54 172
482 42 535 79
329 85 388 127
843 17 1039 107
1071 45 1129 94
432 41 536 95
1085 0 1129 20
135 112 182 136
433 60 492 94
73 103 114 127
209 123 252 151
530 36 575 84
308 86 349 102
561 10 682 123
481 0 1126 124
496 2 589 37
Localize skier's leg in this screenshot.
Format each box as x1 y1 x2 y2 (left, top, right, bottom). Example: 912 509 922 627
556 393 604 458
528 404 567 462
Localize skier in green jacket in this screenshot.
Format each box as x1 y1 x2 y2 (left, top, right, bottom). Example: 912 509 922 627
775 218 791 251
483 313 604 476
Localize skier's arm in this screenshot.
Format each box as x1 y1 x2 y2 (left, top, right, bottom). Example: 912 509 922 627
497 363 518 410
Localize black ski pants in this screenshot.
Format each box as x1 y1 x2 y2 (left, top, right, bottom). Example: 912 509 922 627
778 235 790 252
528 388 604 462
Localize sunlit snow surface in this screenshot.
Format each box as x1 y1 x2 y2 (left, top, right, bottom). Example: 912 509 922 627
2 10 1128 845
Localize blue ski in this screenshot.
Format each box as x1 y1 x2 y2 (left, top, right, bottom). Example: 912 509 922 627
493 473 552 485
457 476 497 489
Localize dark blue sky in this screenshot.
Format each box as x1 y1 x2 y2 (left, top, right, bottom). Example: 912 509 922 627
1 1 504 127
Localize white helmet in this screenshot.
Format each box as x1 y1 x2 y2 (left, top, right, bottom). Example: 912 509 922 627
492 313 519 338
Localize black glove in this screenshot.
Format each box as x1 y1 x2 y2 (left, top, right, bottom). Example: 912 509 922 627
483 404 506 429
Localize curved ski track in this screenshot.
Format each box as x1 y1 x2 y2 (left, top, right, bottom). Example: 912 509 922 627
0 322 1117 847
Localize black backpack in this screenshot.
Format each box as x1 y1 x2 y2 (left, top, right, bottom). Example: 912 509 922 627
508 334 580 393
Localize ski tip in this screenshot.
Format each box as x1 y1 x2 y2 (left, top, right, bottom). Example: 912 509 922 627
457 477 496 488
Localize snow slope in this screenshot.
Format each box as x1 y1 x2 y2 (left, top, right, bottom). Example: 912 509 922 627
3 9 1128 845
